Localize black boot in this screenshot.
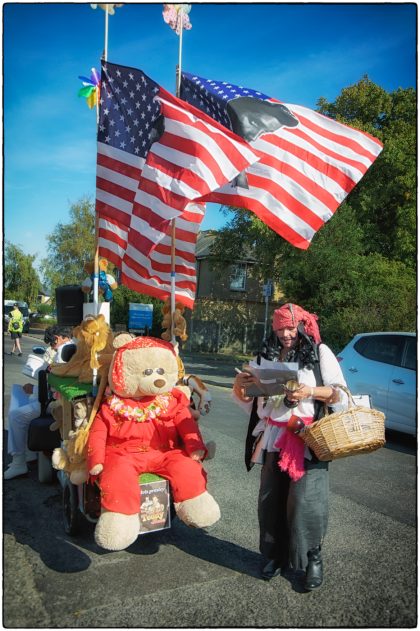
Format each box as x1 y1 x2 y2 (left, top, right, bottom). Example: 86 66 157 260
304 546 323 590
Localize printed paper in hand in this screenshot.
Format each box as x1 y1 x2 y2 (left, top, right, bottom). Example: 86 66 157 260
244 358 299 397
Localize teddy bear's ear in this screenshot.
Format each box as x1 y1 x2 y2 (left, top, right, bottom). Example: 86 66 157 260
113 333 134 349
96 314 106 324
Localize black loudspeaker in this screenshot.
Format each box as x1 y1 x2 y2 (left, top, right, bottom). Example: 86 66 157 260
55 285 84 326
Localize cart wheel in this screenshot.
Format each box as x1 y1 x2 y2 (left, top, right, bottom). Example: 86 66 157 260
38 451 54 484
62 480 82 535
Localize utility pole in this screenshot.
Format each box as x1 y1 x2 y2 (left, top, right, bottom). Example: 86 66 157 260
262 279 273 340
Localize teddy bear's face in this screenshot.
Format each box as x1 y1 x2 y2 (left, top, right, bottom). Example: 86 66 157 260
109 346 179 399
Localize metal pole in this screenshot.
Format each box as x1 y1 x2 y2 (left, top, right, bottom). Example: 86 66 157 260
170 8 185 344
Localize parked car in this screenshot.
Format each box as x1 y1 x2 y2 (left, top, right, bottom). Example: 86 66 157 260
337 332 416 436
3 300 30 334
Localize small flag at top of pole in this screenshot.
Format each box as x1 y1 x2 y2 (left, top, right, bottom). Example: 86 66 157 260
163 4 192 34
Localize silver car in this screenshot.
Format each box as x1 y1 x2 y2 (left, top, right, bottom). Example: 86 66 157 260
337 332 416 436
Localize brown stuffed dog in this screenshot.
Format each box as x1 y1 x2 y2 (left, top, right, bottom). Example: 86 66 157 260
161 298 188 342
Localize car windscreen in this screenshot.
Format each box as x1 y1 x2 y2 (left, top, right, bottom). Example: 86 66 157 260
4 305 29 317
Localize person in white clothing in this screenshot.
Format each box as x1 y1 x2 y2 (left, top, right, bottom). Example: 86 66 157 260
4 326 73 480
233 303 347 591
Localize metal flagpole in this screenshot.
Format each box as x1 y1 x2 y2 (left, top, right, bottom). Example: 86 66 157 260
170 8 185 344
93 10 109 318
91 9 110 394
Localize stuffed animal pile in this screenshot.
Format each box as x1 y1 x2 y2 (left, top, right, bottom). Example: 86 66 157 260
87 335 220 551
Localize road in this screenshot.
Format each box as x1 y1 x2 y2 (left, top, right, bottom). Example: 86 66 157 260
3 332 417 628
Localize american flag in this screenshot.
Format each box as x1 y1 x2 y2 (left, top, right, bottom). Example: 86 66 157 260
96 61 259 307
180 72 383 249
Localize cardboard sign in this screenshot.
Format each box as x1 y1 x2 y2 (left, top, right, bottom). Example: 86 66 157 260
139 478 171 534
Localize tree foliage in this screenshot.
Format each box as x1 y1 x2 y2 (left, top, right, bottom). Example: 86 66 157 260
40 197 96 293
214 77 416 350
4 242 42 307
39 196 164 329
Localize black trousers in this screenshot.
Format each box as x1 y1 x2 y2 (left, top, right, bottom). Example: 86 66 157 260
258 451 329 570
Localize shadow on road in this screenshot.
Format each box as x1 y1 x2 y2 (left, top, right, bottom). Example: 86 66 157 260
384 429 416 455
4 465 264 581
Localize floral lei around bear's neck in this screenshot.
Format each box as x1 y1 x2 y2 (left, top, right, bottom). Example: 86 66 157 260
107 393 173 423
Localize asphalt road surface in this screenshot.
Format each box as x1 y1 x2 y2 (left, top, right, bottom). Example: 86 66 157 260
3 332 417 628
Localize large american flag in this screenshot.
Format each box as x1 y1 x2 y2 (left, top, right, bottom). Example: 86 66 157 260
96 61 258 307
180 72 383 249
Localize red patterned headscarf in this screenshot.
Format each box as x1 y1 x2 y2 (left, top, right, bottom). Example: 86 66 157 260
272 303 321 344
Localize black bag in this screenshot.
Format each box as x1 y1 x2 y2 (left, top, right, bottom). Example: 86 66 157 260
11 320 20 331
27 416 61 452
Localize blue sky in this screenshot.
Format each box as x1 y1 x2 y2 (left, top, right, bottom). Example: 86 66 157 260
4 2 416 270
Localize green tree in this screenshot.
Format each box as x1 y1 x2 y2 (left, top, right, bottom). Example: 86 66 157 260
317 78 416 268
40 197 95 293
4 242 41 307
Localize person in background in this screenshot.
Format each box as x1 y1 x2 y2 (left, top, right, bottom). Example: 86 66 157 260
8 303 24 356
232 303 347 591
46 325 75 362
4 326 73 480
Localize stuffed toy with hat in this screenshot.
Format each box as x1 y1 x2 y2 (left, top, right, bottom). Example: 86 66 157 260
82 258 118 302
161 298 188 342
87 335 220 551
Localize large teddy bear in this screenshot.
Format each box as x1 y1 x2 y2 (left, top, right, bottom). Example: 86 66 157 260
87 335 220 551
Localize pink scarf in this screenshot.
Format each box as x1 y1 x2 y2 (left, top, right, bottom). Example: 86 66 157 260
270 416 313 481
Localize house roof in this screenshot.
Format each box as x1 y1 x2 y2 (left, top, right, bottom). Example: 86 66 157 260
195 230 256 263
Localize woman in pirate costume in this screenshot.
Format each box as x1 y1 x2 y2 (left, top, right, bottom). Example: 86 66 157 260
233 303 347 590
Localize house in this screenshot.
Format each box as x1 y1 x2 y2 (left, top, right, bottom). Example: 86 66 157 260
37 289 52 305
186 231 282 354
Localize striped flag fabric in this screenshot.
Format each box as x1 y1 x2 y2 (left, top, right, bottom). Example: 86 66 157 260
180 72 383 250
98 202 204 309
96 60 259 306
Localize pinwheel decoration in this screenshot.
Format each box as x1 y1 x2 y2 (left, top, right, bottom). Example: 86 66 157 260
163 4 192 35
78 68 101 109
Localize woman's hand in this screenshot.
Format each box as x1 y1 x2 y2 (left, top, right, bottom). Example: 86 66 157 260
284 384 337 403
233 371 257 402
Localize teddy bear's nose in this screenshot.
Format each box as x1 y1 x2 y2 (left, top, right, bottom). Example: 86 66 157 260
153 379 166 388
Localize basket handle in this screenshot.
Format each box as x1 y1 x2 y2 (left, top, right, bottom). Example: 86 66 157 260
322 383 356 417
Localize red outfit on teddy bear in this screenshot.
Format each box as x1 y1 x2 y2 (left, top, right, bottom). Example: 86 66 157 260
87 335 220 551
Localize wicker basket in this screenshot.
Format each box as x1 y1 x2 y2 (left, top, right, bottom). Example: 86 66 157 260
301 384 386 461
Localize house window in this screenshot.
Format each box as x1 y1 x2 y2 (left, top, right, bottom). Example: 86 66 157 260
230 263 247 291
